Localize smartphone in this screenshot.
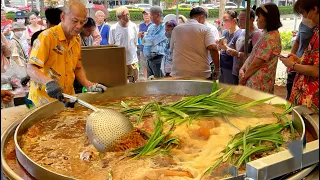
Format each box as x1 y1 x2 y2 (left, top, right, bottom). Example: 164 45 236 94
273 52 287 58
218 36 225 41
218 36 226 45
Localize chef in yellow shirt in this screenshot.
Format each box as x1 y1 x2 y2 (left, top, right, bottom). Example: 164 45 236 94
27 0 106 106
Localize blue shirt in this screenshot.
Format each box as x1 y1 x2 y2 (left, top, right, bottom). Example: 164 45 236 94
220 29 242 70
98 23 110 45
296 23 315 58
139 22 152 33
139 22 152 51
142 23 167 58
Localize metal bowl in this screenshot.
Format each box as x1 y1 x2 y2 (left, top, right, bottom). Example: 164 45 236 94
1 80 319 180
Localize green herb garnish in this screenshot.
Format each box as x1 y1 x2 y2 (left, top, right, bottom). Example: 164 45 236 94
121 82 275 125
205 122 291 175
131 118 179 158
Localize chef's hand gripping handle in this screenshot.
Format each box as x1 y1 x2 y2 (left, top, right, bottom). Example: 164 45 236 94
62 93 99 112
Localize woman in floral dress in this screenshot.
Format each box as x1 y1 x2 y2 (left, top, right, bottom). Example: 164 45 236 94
280 0 319 109
239 3 282 94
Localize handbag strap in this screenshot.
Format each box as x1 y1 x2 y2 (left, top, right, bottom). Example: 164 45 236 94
12 37 27 59
99 24 105 34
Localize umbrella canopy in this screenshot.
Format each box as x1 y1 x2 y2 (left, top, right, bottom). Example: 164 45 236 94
86 2 107 11
93 4 106 11
86 3 109 18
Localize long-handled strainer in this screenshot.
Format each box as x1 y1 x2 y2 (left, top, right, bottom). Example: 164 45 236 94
62 93 133 152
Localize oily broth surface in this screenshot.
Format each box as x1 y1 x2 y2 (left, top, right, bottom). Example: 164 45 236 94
18 94 292 180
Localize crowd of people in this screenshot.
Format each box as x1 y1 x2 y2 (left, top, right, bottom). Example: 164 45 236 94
1 0 318 111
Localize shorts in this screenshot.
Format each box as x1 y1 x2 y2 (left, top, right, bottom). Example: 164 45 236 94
126 62 139 81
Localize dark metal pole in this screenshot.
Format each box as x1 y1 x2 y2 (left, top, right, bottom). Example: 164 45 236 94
293 0 298 31
244 0 251 58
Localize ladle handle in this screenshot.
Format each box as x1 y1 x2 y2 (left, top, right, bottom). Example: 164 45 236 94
62 93 99 112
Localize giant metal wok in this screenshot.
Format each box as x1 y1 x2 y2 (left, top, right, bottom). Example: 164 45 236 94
1 80 319 180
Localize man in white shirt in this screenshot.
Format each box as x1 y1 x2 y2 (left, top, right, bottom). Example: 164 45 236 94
109 6 139 81
201 5 219 40
201 5 219 77
170 7 220 79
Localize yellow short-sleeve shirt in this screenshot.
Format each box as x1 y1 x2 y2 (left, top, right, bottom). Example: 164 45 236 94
28 24 82 106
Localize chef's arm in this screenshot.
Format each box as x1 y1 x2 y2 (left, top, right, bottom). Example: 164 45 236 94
207 44 220 69
74 66 92 88
26 64 53 85
243 57 264 80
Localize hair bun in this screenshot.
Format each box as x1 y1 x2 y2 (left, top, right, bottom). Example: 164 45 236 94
252 5 257 11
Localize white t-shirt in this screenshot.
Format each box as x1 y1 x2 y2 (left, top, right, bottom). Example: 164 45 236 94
205 21 219 41
109 21 138 65
205 21 219 64
170 19 216 79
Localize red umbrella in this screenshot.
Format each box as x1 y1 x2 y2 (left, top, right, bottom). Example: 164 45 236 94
93 4 106 11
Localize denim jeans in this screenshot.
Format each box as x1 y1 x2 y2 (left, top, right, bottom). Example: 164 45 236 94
147 55 164 78
219 68 234 85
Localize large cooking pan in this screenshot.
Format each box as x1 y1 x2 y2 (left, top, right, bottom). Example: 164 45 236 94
1 80 319 180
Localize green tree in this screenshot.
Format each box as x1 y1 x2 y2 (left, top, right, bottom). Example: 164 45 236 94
219 0 226 20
